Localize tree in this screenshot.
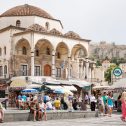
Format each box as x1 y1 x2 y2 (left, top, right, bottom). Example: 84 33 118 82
104 64 117 84
96 60 102 66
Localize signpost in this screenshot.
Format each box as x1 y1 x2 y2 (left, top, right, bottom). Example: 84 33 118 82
111 67 122 84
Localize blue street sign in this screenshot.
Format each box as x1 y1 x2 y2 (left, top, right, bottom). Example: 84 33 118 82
113 67 122 77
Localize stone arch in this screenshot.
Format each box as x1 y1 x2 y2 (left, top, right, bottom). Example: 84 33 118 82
56 42 69 60
71 44 88 60
44 64 51 76
15 38 31 55
35 39 54 56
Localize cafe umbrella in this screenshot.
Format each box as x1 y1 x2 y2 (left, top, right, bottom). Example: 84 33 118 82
21 89 38 94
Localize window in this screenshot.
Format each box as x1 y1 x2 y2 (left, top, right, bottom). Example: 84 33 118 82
35 49 39 56
16 20 21 27
35 66 41 76
22 46 27 55
45 22 49 30
57 52 60 59
21 65 27 76
0 48 1 56
46 47 50 55
4 65 7 74
0 66 2 76
4 47 6 55
56 68 61 77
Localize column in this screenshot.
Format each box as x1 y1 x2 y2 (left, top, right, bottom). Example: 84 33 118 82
85 57 89 80
89 67 92 81
31 51 34 76
68 53 71 80
83 64 86 79
51 50 55 78
2 64 4 77
31 32 34 76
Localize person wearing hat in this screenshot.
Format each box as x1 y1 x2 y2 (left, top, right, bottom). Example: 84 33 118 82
30 97 40 121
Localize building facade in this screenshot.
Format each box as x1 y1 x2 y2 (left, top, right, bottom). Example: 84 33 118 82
0 4 94 81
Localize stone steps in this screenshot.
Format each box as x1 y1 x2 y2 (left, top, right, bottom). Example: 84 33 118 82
4 110 99 122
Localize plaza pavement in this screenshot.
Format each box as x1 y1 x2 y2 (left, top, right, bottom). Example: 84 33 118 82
1 114 126 126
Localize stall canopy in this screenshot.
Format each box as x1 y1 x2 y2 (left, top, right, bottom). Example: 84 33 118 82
45 85 63 90
111 78 126 89
93 85 110 90
69 79 91 87
62 85 77 91
26 84 42 89
10 79 27 89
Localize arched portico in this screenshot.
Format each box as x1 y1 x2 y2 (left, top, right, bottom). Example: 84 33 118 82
55 42 70 79
14 38 31 76
35 39 54 76
71 44 88 79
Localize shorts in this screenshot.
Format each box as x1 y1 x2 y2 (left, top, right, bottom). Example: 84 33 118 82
108 105 113 108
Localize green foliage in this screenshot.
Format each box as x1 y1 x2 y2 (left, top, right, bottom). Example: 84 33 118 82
96 60 102 66
104 64 117 83
111 57 126 65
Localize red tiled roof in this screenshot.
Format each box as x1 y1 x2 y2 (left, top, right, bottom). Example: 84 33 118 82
0 4 53 19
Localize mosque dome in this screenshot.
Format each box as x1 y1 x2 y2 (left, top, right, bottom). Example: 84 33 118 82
0 4 54 19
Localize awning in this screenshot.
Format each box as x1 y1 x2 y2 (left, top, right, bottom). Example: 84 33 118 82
63 85 77 91
43 80 61 85
58 80 72 85
45 85 63 90
69 79 91 87
93 85 110 90
10 79 27 89
26 84 42 89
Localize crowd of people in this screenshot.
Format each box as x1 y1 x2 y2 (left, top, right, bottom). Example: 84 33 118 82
1 91 126 123
90 91 126 122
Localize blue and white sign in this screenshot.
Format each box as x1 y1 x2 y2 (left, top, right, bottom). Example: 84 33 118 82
113 67 122 77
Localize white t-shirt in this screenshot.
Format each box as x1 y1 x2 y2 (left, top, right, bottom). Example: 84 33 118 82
90 96 96 102
39 103 45 109
46 101 53 109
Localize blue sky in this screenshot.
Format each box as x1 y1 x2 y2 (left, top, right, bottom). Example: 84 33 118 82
0 0 126 44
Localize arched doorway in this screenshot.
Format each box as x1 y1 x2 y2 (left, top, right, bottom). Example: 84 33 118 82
44 64 51 76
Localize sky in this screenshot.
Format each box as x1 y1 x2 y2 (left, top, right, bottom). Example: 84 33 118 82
0 0 126 45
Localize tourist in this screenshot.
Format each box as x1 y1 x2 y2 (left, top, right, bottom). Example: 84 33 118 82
21 94 27 110
117 93 122 112
30 97 40 121
121 91 126 121
0 102 4 123
90 94 96 111
98 94 104 115
107 92 114 117
54 98 61 110
72 99 78 110
39 100 47 121
102 92 108 115
68 95 73 111
43 94 50 104
46 100 53 110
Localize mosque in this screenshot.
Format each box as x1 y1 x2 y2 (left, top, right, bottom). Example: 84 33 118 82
0 4 95 86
